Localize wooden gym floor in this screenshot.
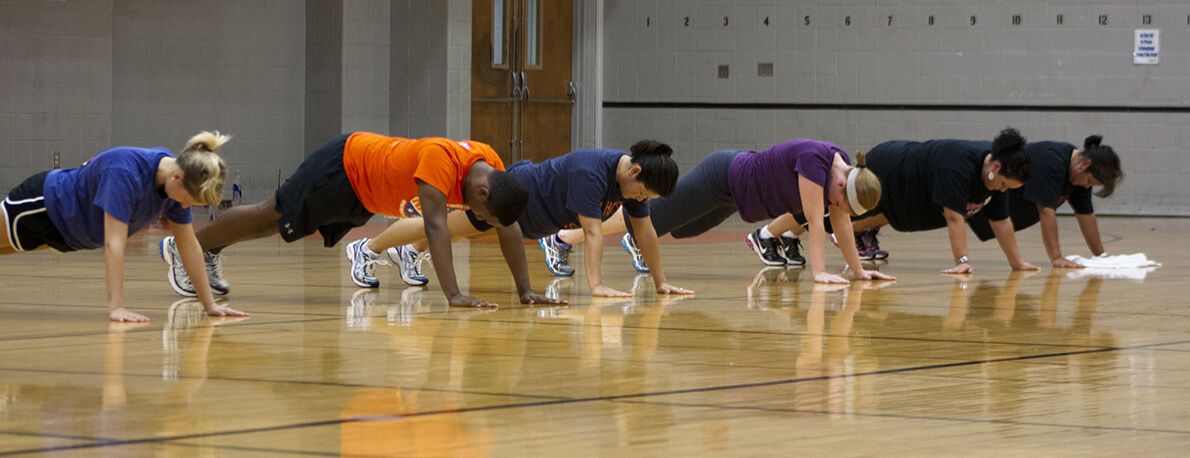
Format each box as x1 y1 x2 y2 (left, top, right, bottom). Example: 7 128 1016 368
1 215 1187 456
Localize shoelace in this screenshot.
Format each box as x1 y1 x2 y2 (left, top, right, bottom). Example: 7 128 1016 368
167 240 194 289
359 248 391 278
555 244 571 264
409 250 429 277
627 237 642 257
204 252 225 280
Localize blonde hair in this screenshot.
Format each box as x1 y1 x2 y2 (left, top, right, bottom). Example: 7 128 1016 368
849 151 882 212
176 131 230 206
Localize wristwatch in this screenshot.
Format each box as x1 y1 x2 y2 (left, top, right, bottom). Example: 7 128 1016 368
957 256 969 264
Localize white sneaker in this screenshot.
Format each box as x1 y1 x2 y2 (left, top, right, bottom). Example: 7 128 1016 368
386 244 430 286
346 238 386 288
204 250 230 295
621 234 650 272
160 236 196 297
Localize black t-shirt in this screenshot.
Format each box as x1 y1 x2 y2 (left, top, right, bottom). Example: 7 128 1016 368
866 139 1009 232
1007 141 1095 224
967 141 1097 241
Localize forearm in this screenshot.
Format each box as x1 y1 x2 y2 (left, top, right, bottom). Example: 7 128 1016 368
830 212 865 273
496 225 533 295
806 220 828 276
424 216 460 297
1075 213 1105 255
1037 206 1064 261
630 217 667 285
103 242 126 311
945 214 968 262
582 226 603 291
990 218 1025 266
176 234 216 307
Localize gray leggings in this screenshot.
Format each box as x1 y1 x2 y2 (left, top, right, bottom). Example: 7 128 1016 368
627 149 742 239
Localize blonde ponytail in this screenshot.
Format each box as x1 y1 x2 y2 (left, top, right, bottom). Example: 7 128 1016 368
176 131 230 206
849 151 882 213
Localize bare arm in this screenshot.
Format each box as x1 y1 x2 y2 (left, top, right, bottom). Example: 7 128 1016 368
1038 204 1083 268
798 176 846 284
1075 212 1105 256
829 210 895 281
941 207 973 274
629 215 692 295
169 221 249 316
579 214 629 297
990 217 1039 271
418 181 491 307
495 222 564 305
103 213 147 322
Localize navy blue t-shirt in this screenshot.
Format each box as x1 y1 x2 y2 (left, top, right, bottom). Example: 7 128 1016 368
508 149 650 239
44 147 193 250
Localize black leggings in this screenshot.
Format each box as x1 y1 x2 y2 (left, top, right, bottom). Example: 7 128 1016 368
627 150 742 239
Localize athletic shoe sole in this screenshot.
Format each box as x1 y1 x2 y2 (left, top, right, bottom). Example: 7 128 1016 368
745 232 787 266
160 238 197 298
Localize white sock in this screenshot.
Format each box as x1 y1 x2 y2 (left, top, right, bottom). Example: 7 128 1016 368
362 242 380 258
782 231 796 239
759 226 776 239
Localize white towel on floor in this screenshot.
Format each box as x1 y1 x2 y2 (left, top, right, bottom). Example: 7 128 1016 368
1064 253 1161 269
1063 253 1160 282
1065 267 1157 282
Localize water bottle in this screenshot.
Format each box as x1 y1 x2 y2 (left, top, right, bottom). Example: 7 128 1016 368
232 171 242 206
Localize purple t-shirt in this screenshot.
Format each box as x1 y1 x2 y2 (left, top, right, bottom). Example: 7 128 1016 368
727 139 849 223
44 147 193 250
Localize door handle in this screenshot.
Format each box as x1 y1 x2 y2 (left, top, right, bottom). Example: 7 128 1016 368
511 72 521 98
567 81 577 103
520 71 529 100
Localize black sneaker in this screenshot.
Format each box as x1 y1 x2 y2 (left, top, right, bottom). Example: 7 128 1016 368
778 236 805 266
746 228 787 266
860 228 889 259
854 232 876 260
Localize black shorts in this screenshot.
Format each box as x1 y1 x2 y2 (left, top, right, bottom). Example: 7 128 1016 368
2 171 74 252
274 134 374 247
791 212 836 233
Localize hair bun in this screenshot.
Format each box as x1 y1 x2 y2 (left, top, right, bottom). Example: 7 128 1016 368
630 139 673 157
1084 135 1103 149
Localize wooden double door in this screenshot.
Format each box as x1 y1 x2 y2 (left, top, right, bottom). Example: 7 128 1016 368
471 0 573 166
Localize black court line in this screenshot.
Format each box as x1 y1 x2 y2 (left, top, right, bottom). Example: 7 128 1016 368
0 366 571 401
611 400 1190 436
6 338 1189 455
603 101 1190 113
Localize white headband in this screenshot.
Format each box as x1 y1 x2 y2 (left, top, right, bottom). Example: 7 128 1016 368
845 168 868 215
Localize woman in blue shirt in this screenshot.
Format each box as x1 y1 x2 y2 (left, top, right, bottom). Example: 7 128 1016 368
1 132 248 322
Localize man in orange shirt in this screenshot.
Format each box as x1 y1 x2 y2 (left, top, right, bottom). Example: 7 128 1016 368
160 132 561 307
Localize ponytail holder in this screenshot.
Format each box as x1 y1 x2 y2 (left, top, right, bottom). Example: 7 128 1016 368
845 168 868 215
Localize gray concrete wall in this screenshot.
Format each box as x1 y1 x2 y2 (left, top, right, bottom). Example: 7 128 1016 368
0 0 467 203
111 0 307 203
0 0 113 189
390 0 471 140
601 0 1190 215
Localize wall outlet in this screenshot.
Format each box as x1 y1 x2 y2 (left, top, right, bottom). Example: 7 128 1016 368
758 63 773 77
718 65 729 79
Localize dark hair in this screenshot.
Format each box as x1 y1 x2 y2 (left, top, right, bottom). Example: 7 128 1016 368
628 139 679 197
1080 135 1124 198
485 170 529 226
990 127 1031 183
